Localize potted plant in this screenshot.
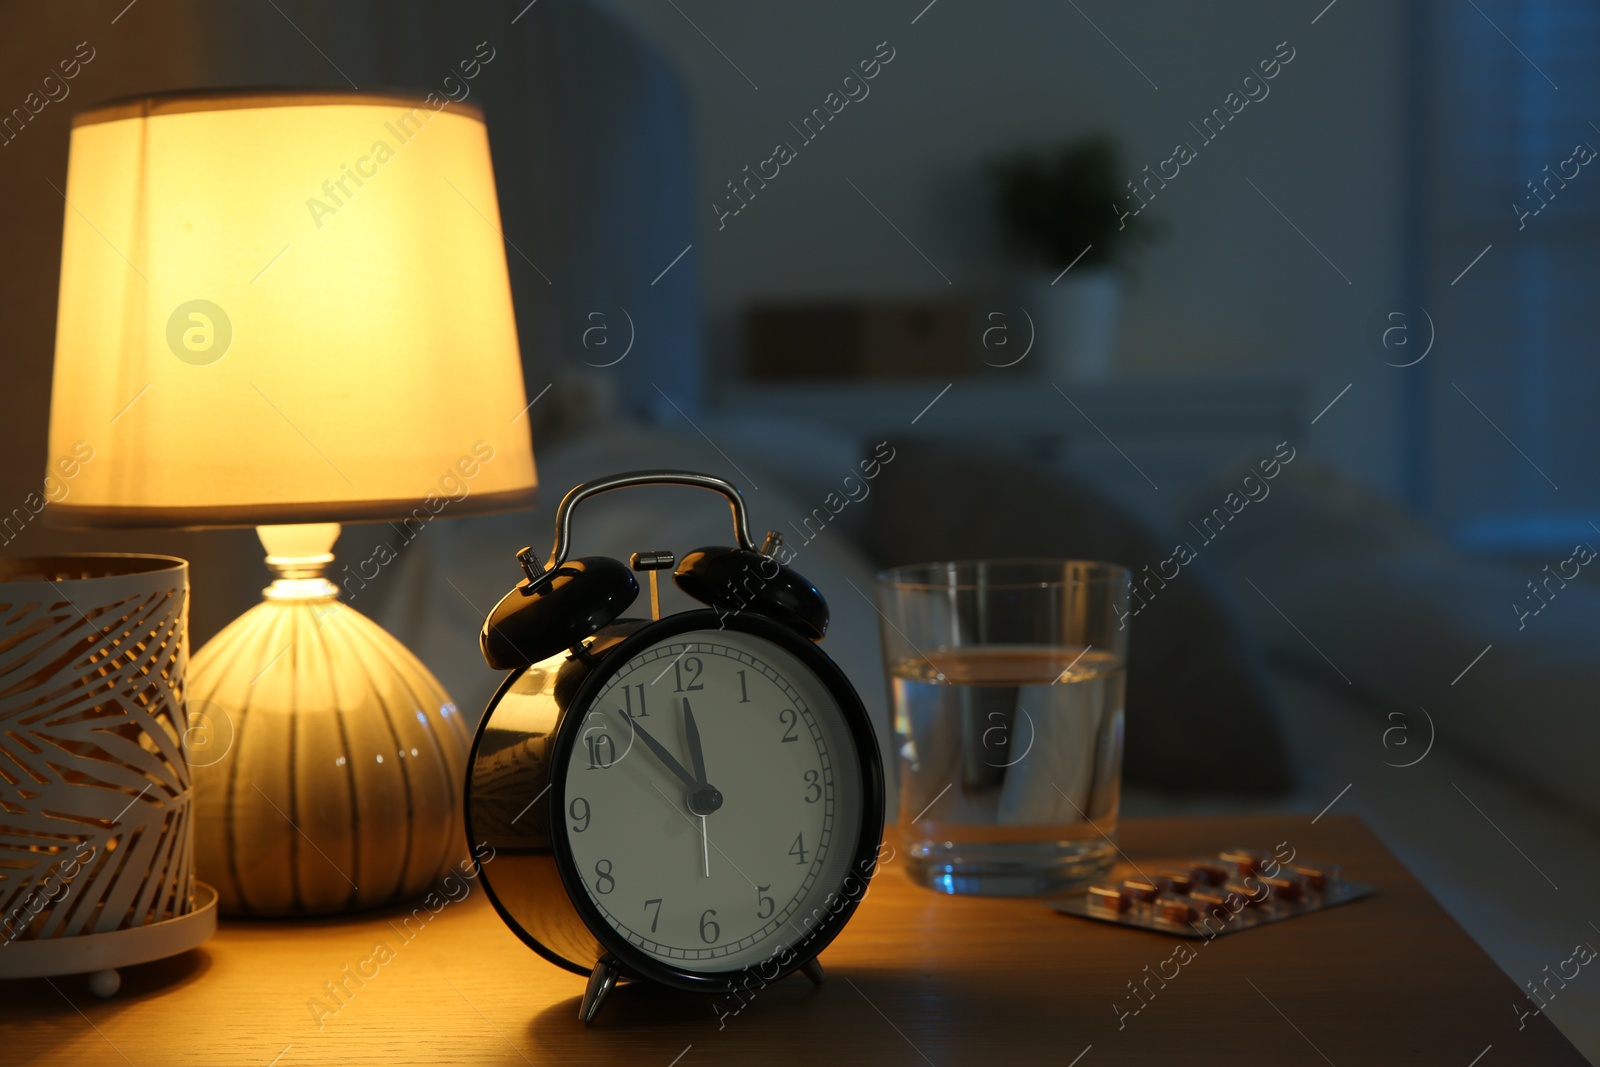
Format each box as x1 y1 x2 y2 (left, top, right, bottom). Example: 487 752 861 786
990 133 1157 381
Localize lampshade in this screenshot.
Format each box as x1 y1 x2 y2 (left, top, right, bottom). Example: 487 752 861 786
47 90 536 527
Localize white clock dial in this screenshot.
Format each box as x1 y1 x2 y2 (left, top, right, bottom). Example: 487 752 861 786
561 628 865 973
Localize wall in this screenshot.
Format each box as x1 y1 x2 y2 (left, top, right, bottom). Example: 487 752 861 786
606 0 1412 497
0 0 267 642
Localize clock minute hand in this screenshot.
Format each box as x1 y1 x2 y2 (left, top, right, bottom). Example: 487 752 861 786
682 698 708 786
620 712 699 792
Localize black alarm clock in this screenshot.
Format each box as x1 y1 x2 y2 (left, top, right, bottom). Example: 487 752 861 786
465 470 886 1024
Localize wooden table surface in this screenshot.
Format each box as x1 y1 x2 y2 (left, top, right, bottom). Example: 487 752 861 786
0 814 1585 1066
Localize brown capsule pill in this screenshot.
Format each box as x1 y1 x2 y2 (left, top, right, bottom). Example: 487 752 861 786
1262 874 1306 902
1088 884 1130 912
1155 867 1196 895
1225 880 1269 907
1121 877 1162 902
1220 848 1272 876
1156 894 1196 924
1291 862 1341 891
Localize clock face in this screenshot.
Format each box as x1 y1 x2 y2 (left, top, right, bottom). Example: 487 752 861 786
558 627 866 974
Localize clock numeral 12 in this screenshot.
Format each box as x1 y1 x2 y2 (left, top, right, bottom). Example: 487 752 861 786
672 655 704 693
789 833 808 866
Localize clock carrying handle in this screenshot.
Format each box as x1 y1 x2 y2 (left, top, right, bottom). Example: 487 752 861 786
519 470 758 587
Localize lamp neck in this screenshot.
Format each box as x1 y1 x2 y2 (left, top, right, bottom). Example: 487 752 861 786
258 523 341 601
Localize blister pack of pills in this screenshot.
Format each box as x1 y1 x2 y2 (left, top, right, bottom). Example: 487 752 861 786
1054 846 1373 938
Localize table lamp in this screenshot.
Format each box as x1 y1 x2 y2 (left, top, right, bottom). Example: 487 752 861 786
46 89 538 916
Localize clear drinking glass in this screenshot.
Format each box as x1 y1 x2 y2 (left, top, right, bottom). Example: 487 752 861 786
875 560 1130 896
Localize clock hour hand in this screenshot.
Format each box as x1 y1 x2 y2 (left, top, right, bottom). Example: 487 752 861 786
619 712 698 792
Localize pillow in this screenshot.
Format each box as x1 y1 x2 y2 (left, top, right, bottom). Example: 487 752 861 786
1183 456 1600 825
866 441 1292 795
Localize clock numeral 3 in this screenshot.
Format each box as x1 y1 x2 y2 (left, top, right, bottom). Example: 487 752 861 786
789 833 808 866
570 796 591 832
778 708 798 743
699 908 720 944
672 656 705 693
586 732 616 770
644 897 662 933
756 884 774 919
803 769 821 804
594 858 615 894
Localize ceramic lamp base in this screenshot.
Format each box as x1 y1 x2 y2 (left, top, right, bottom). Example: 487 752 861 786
188 525 471 916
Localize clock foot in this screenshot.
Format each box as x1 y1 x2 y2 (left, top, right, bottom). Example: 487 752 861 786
799 958 826 986
580 956 620 1025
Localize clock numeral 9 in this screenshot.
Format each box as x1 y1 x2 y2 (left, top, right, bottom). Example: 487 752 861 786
699 908 720 944
756 884 774 919
803 769 821 804
778 708 798 743
644 898 662 933
789 832 808 866
586 732 616 770
570 796 591 832
672 656 705 693
594 858 615 894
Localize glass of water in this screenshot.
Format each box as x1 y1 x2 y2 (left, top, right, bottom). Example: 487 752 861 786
875 559 1130 896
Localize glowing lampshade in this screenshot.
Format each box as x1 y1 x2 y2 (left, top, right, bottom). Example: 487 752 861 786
48 89 536 524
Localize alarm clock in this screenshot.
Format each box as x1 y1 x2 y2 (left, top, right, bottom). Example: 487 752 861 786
465 470 886 1024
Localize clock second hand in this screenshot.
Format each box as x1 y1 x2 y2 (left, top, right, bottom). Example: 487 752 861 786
683 699 712 879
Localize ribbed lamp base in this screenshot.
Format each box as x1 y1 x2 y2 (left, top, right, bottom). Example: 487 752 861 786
189 525 471 916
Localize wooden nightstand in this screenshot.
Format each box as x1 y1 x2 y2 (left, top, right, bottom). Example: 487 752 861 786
0 814 1582 1065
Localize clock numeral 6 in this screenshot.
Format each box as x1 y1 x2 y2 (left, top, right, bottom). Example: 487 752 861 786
789 833 808 866
586 731 616 770
594 858 615 894
803 769 821 804
570 796 591 832
699 908 720 944
756 884 774 919
644 897 662 933
778 708 798 743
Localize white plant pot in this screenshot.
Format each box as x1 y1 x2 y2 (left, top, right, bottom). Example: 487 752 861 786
1019 268 1122 382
